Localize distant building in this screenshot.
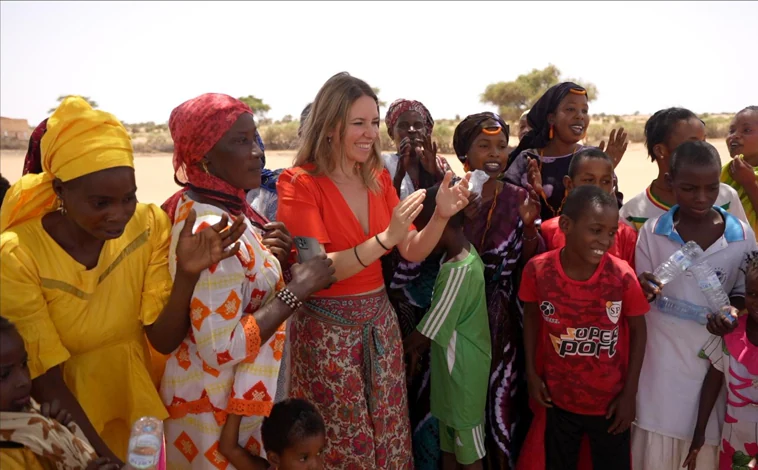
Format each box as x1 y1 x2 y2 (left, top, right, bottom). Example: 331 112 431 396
0 117 30 140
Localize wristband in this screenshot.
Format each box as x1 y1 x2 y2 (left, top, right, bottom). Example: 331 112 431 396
375 234 391 251
354 245 368 268
276 288 303 311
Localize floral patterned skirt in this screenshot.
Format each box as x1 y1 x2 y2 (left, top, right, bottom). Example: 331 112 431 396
289 290 413 469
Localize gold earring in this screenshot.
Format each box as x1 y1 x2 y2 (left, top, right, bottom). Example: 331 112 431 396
201 161 210 175
59 199 67 216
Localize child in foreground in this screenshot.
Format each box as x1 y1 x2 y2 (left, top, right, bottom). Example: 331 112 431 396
620 107 747 231
220 398 326 470
518 148 637 470
539 147 637 268
404 185 492 470
520 185 649 470
634 141 757 470
0 316 120 470
683 251 758 469
722 106 758 234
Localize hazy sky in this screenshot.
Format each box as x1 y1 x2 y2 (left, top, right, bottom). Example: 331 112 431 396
1 1 756 125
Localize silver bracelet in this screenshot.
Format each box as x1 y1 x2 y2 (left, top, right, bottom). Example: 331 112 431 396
276 288 303 311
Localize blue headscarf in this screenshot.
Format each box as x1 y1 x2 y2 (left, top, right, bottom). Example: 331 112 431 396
257 133 281 193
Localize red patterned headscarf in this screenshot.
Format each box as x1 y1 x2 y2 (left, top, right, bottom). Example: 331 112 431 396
384 99 434 139
161 93 267 227
22 119 49 175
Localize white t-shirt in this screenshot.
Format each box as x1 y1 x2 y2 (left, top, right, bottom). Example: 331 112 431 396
635 206 757 445
620 184 747 232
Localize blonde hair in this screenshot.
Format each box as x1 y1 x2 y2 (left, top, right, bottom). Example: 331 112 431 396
295 72 383 192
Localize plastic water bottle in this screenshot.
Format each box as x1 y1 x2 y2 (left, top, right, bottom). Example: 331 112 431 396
655 295 712 324
689 262 737 324
653 241 704 285
126 417 165 470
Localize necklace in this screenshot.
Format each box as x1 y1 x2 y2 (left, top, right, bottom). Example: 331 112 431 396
537 145 579 218
480 181 502 247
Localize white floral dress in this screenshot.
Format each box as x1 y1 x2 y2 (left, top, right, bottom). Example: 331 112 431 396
160 195 286 470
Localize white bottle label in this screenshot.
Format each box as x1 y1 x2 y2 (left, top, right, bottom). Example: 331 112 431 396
696 273 721 291
127 434 162 469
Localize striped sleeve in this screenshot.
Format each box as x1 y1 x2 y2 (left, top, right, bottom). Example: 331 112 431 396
417 264 468 345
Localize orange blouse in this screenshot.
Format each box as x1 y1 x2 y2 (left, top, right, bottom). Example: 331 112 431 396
277 166 411 297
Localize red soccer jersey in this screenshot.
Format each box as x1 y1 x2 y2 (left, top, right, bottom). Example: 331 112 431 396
540 218 638 270
519 249 649 415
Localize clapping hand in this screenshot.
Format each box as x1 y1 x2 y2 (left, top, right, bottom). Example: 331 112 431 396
261 221 294 269
519 184 541 228
434 171 471 219
598 128 629 168
526 157 544 198
419 134 444 181
175 210 246 277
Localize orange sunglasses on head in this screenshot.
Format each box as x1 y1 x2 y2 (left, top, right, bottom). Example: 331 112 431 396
569 88 587 96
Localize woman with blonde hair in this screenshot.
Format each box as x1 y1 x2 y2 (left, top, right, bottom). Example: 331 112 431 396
277 72 472 469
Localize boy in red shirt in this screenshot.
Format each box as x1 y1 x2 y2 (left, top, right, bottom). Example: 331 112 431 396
520 185 648 469
538 147 637 268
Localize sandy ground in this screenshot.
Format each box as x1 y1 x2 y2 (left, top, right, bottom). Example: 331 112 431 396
0 141 733 206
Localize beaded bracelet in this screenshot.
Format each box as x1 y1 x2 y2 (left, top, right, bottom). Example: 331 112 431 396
276 288 303 311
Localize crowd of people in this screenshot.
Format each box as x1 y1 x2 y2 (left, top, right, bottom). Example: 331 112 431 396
0 71 756 470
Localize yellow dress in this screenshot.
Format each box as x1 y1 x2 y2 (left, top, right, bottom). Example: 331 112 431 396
722 161 758 234
0 203 172 459
0 447 50 470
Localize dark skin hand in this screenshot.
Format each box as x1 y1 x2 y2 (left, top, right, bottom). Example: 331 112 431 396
598 127 629 168
403 329 431 384
219 413 269 470
40 399 74 430
394 135 444 197
524 302 553 408
638 272 739 336
606 315 646 434
85 458 123 470
260 221 293 269
146 210 246 354
393 137 417 197
32 367 122 464
418 134 443 180
682 364 724 470
39 401 123 469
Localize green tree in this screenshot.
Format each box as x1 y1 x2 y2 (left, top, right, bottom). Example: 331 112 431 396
372 87 387 108
238 95 271 117
48 95 98 114
481 64 598 123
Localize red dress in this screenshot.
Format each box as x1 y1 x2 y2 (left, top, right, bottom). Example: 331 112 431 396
277 166 413 469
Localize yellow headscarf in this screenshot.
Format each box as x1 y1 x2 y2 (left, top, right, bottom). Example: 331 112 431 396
0 97 134 232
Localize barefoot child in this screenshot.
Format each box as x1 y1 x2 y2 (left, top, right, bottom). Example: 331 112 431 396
722 106 758 234
404 185 492 470
683 251 758 469
539 147 637 268
620 107 747 231
633 141 758 470
520 185 649 470
0 317 120 470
